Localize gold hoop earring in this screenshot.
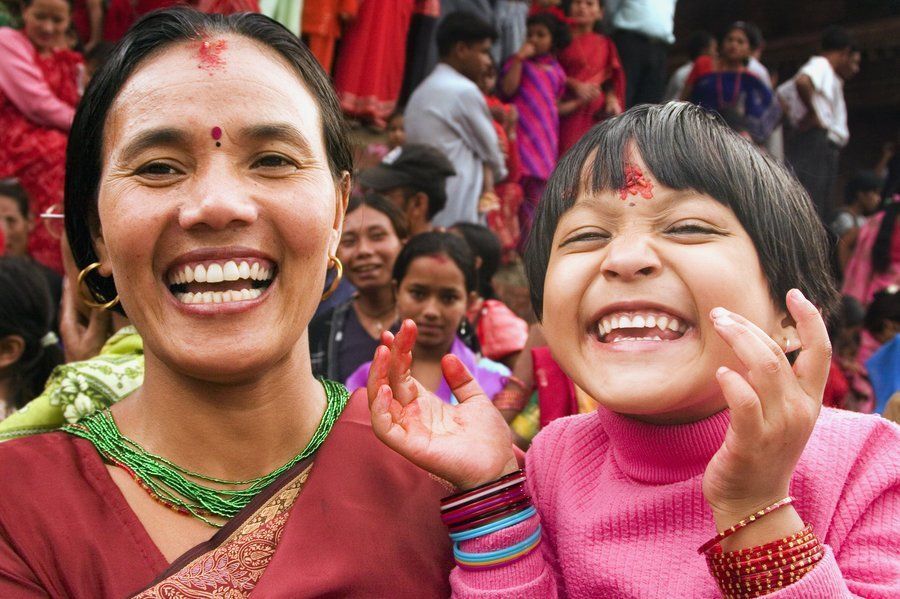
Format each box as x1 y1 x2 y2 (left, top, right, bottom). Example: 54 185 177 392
320 255 343 302
77 262 120 311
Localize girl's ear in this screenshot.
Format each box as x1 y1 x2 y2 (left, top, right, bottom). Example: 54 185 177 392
0 334 26 369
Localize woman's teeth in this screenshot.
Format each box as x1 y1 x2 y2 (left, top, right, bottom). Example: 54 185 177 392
168 260 272 285
597 312 688 340
175 289 263 304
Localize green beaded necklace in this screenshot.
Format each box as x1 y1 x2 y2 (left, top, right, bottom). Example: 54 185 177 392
63 379 348 527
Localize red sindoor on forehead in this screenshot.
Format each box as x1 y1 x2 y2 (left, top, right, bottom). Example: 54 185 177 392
197 38 228 73
619 164 654 201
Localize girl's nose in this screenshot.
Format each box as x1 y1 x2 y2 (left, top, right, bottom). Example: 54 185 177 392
600 234 662 281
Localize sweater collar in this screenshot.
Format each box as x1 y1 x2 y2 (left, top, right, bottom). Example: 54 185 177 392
595 406 731 485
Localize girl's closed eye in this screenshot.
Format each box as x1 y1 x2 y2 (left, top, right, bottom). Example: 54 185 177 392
665 221 727 236
560 229 611 247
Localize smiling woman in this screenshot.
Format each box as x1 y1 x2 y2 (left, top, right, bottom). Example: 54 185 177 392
0 8 452 597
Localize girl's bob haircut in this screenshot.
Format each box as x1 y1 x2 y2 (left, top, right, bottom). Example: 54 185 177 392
524 102 839 321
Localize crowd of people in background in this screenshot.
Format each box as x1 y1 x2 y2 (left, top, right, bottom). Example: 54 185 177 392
0 1 898 596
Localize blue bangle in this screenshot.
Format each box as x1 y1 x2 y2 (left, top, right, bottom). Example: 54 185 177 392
449 506 537 542
453 524 542 563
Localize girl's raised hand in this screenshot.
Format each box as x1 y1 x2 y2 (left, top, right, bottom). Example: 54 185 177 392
367 320 519 490
703 289 831 536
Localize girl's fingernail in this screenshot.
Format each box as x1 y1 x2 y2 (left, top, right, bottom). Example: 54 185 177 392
710 307 728 319
714 314 736 326
788 288 805 302
716 366 730 376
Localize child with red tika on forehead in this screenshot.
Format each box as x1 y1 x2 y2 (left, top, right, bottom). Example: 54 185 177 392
367 103 900 597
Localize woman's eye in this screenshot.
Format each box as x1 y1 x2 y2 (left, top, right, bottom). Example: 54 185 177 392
252 155 297 169
667 223 719 235
135 162 180 177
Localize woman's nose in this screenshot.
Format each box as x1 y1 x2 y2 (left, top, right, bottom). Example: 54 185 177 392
178 174 258 231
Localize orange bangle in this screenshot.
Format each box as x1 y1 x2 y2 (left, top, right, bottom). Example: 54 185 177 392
698 497 794 555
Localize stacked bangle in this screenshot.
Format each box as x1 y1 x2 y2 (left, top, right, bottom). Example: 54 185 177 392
699 498 825 598
441 470 541 571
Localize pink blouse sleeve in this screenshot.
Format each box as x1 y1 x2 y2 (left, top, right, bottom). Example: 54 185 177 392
0 28 75 131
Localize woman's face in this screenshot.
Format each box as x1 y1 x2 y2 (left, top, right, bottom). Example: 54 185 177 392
95 35 347 383
541 153 791 423
526 23 554 56
396 255 470 353
22 0 70 53
338 204 403 293
721 29 751 64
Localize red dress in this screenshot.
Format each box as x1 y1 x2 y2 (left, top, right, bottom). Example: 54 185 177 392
0 31 82 273
558 32 625 154
0 391 453 597
103 0 184 42
332 0 414 127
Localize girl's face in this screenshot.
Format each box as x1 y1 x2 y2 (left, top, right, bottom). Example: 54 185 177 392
541 153 792 423
387 115 405 149
396 254 470 353
22 0 70 53
479 66 497 95
527 23 554 56
569 0 603 28
338 204 403 293
94 36 346 383
721 29 751 64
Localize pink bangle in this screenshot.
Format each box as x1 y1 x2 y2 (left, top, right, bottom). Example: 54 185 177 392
698 497 794 555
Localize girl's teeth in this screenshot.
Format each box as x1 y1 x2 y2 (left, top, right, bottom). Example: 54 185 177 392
619 315 632 328
656 316 669 331
632 315 645 328
177 288 262 304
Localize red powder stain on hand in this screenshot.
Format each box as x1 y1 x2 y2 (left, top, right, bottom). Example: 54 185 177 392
619 164 654 201
197 39 228 73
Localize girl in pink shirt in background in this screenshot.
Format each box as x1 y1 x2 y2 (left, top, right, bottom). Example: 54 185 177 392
366 103 900 597
0 0 82 273
500 11 568 251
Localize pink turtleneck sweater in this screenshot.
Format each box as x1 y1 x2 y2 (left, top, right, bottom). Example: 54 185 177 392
451 407 900 597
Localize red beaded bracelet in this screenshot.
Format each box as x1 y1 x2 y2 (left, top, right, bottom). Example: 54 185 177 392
698 496 794 555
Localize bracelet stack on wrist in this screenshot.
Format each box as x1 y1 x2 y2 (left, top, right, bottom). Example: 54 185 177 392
698 498 825 598
440 470 541 570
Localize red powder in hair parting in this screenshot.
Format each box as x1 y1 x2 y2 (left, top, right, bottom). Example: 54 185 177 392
211 127 222 140
425 253 450 264
619 164 654 201
197 39 227 73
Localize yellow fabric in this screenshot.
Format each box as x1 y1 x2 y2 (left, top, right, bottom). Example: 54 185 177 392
0 327 144 441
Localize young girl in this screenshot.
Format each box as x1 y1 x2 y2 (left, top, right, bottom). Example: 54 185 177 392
346 232 509 403
500 12 568 251
558 0 625 153
365 103 900 596
309 193 408 383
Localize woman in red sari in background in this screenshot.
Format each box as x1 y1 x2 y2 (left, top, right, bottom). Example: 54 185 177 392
557 0 624 153
0 0 82 273
333 0 414 129
102 0 183 42
0 9 451 597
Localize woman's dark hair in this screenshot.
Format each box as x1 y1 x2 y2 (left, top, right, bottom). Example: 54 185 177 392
524 102 839 320
0 180 29 218
863 288 900 336
727 21 763 52
346 193 410 240
872 201 898 273
393 232 476 294
21 0 73 7
526 12 571 53
436 11 498 58
65 7 353 314
450 222 501 299
0 256 63 409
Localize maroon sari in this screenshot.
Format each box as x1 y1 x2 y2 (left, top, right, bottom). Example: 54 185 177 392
0 390 453 597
